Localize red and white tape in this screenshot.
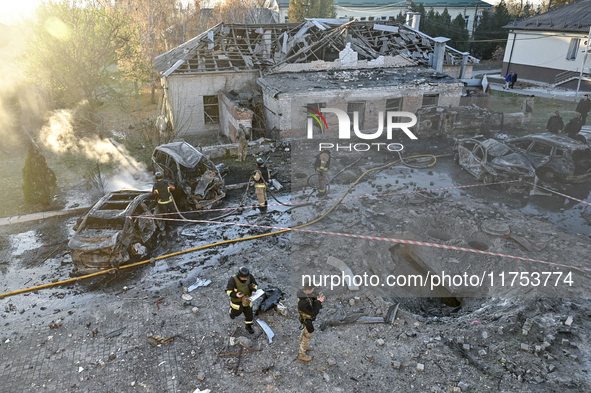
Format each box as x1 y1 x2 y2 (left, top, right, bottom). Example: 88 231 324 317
142 216 591 274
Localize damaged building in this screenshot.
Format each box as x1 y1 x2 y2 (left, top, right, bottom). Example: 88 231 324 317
154 20 478 141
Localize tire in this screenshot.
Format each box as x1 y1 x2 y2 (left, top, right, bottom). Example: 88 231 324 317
537 168 557 181
482 174 494 184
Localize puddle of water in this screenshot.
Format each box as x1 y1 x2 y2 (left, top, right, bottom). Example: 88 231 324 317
9 230 43 256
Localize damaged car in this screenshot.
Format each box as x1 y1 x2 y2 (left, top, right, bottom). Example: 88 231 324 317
506 133 591 182
68 190 158 274
454 137 536 183
152 142 226 210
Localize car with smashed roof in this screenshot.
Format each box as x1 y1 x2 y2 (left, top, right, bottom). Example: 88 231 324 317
506 133 591 182
151 142 226 210
68 190 158 274
453 137 536 183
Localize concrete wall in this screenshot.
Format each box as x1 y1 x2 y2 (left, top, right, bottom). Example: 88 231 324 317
261 82 463 139
502 30 590 84
163 71 259 137
218 93 254 142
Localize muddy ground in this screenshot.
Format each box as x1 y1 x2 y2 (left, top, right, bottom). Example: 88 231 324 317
1 139 591 392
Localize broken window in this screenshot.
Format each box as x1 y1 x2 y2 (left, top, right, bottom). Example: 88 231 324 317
360 17 366 21
306 103 326 134
530 142 552 156
348 102 366 130
422 94 439 107
555 149 564 157
567 38 580 60
386 98 403 123
203 95 220 124
369 16 374 21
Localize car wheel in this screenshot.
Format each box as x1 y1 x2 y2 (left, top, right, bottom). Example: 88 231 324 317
482 174 494 184
537 168 557 181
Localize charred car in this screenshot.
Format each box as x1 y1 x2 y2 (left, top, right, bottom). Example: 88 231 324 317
151 142 226 210
506 133 591 182
68 190 157 274
453 137 536 183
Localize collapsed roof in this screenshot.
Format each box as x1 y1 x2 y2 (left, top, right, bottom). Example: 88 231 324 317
155 19 478 76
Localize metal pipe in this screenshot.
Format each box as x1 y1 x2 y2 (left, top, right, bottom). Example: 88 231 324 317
576 27 591 98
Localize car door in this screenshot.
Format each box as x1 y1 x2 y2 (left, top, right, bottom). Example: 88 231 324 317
524 141 552 168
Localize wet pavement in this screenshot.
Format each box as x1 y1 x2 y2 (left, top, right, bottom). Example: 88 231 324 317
2 145 591 392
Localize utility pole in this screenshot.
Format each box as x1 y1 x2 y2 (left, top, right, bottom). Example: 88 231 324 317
576 27 591 98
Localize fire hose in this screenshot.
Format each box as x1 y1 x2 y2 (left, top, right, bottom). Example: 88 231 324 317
0 154 437 299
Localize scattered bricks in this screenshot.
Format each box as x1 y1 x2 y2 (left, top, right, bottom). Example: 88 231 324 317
462 344 470 351
376 338 385 346
236 337 252 348
349 299 355 306
482 331 488 339
417 363 425 372
535 376 544 384
548 364 556 373
570 342 578 349
520 343 530 352
478 349 487 357
273 371 281 379
392 361 401 369
497 326 504 335
534 345 543 353
327 358 336 366
197 373 205 381
458 381 470 391
192 307 199 314
451 387 461 392
98 359 105 369
354 297 360 304
564 316 573 326
109 353 116 361
427 343 436 349
457 336 465 344
562 339 570 347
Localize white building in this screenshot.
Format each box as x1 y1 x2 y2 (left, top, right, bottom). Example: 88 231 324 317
276 0 492 33
502 0 591 91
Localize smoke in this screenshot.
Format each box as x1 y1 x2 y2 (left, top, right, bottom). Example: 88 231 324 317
39 109 154 193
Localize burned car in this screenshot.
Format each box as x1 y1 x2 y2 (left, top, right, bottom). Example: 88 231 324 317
454 137 536 183
152 142 226 210
506 133 591 182
68 190 157 274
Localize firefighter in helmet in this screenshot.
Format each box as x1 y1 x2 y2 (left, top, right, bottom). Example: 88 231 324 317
251 157 270 213
152 172 176 233
314 148 331 198
226 266 258 334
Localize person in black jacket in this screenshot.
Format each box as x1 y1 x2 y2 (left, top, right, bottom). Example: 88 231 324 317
546 110 564 134
297 285 324 361
510 72 518 89
564 112 583 141
576 94 591 125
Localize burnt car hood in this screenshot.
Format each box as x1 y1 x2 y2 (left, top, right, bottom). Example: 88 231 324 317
154 142 204 168
68 229 119 251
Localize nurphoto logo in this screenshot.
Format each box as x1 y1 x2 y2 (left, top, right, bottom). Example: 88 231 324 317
304 107 419 152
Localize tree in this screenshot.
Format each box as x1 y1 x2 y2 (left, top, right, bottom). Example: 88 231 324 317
471 0 512 60
24 1 140 114
213 0 278 24
288 0 335 22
